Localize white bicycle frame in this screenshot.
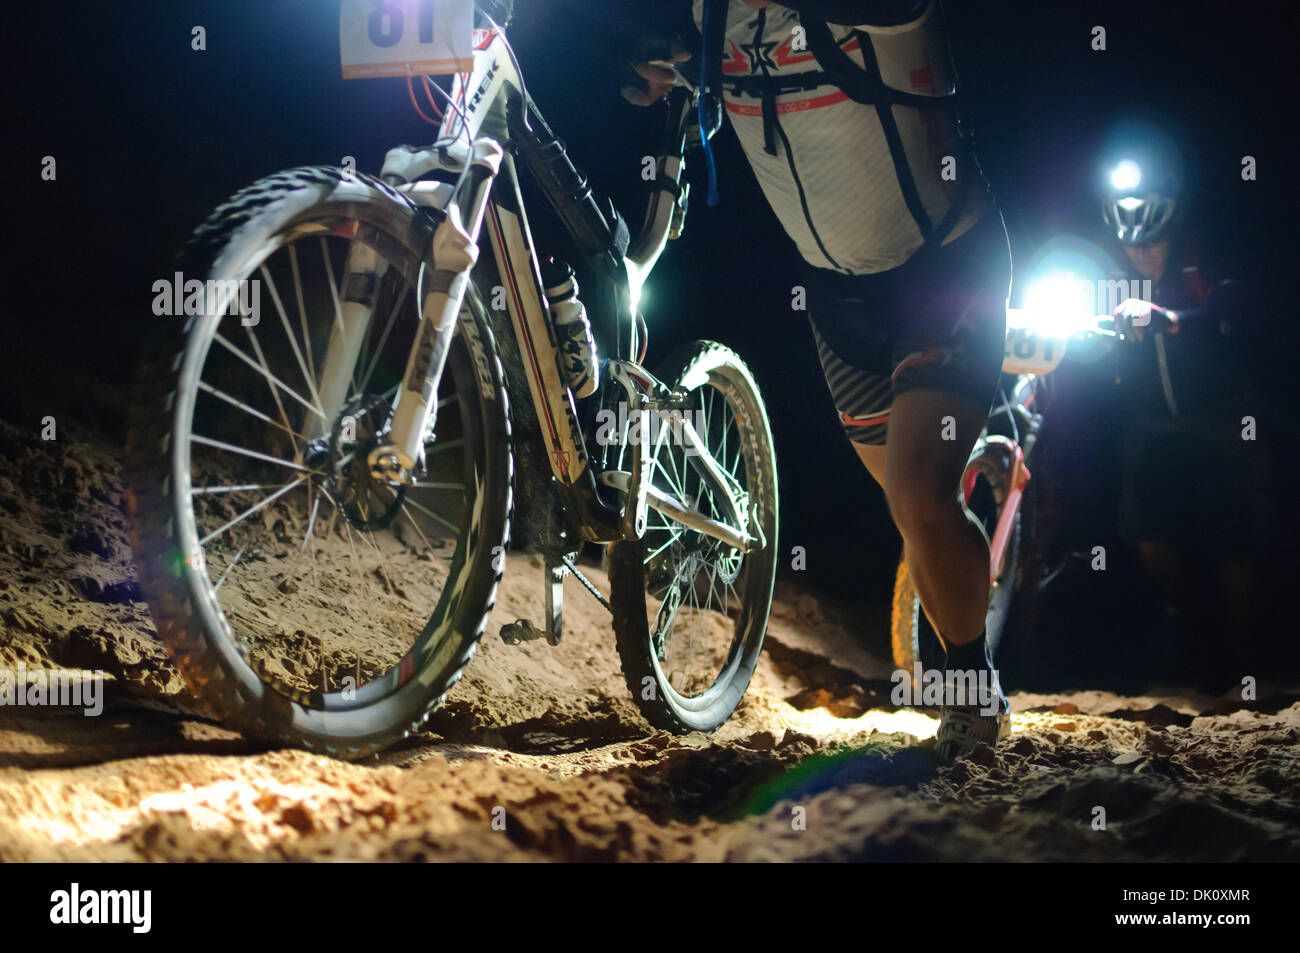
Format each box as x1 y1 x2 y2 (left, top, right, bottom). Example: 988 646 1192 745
312 23 756 553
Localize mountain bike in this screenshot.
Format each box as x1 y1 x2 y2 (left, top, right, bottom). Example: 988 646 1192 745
125 3 777 759
890 305 1124 676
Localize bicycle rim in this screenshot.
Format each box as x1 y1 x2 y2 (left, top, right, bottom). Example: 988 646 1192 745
171 226 485 711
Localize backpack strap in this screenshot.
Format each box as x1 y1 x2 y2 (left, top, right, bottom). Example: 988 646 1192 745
703 0 729 107
696 0 730 203
803 17 974 250
802 19 957 110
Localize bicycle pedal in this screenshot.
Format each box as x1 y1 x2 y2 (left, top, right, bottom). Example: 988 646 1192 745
499 618 549 645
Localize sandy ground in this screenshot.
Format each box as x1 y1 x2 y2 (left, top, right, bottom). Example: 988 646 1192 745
1 416 1298 862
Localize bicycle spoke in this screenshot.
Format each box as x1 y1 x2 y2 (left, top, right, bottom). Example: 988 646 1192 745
215 331 325 422
233 321 300 458
378 487 439 554
301 493 322 552
705 560 721 615
320 485 384 599
212 544 249 592
197 380 311 446
395 492 462 537
197 475 307 546
358 282 410 399
644 530 681 565
425 437 465 456
653 576 683 642
287 243 319 391
716 391 729 474
191 482 285 496
260 262 324 415
190 434 323 476
319 237 346 340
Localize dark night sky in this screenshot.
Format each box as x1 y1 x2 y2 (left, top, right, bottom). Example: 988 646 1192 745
5 1 1298 639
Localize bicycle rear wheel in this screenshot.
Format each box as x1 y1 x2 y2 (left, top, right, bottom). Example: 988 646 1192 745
608 342 778 733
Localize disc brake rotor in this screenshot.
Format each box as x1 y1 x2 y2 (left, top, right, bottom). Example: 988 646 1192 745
317 394 405 531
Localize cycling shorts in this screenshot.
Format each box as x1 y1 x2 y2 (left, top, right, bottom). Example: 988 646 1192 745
803 211 1012 446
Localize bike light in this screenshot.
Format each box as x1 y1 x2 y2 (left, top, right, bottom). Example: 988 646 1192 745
1110 160 1141 191
1021 271 1093 337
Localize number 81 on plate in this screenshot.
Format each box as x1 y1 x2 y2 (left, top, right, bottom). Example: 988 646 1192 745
340 0 474 79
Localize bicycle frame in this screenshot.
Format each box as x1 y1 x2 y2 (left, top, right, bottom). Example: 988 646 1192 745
314 21 755 553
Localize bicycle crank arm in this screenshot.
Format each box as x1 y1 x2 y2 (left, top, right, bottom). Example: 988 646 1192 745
378 138 504 483
600 470 756 554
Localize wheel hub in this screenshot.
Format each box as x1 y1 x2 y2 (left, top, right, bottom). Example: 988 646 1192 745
310 395 405 531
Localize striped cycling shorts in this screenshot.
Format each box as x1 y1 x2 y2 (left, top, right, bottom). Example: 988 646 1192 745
804 212 1012 446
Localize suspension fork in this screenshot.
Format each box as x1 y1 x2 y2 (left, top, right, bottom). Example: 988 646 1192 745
309 142 504 460
375 139 505 482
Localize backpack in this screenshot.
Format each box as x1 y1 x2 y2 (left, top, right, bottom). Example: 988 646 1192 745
697 0 977 251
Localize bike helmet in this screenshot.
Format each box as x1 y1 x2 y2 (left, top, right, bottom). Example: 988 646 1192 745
1099 121 1185 245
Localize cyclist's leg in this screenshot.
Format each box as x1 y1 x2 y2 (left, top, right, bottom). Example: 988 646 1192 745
884 387 989 646
805 212 1009 650
882 216 1010 650
852 414 983 646
810 321 987 646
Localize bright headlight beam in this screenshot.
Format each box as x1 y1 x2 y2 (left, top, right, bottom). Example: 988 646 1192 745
1110 160 1141 191
1021 271 1094 338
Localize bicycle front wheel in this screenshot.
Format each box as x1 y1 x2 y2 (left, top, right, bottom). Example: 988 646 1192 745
125 168 513 759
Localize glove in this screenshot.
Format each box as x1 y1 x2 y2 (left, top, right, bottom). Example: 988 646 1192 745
1113 298 1179 343
620 36 692 107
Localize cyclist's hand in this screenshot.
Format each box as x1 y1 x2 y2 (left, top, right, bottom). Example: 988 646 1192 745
1113 298 1178 342
621 39 691 107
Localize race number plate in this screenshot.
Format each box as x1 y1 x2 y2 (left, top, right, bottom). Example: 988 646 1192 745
340 0 474 79
1001 325 1068 376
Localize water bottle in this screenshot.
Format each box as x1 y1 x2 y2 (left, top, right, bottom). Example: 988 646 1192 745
541 257 598 399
